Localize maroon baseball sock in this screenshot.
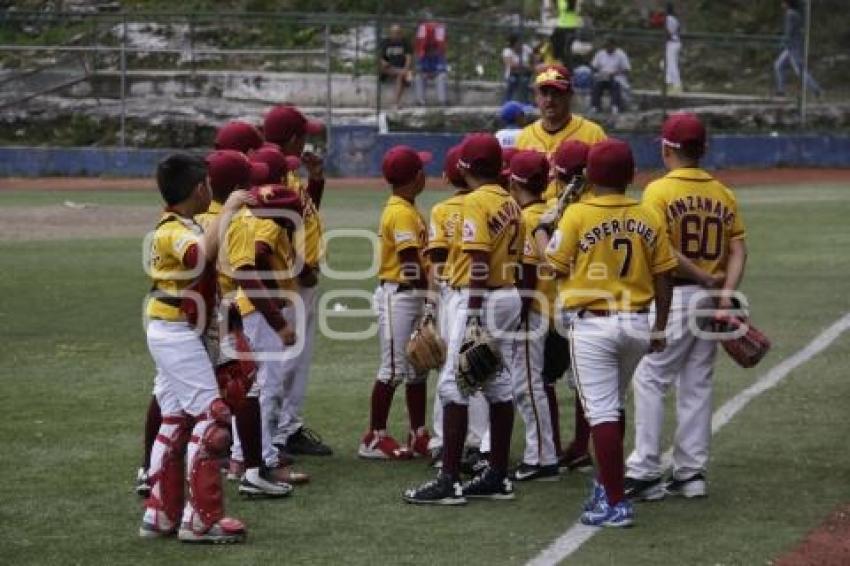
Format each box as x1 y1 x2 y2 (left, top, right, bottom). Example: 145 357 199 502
369 381 396 432
590 421 625 506
405 382 427 432
142 395 161 469
488 401 514 476
569 393 591 456
442 403 468 479
234 397 262 468
544 384 562 457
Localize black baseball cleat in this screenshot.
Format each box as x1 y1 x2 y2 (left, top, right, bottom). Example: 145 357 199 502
461 447 489 476
285 427 333 456
665 473 707 499
558 451 594 473
272 444 297 466
462 468 515 500
403 473 467 505
510 462 560 482
624 476 665 501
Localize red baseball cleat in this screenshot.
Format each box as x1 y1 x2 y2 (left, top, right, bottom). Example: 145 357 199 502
358 430 413 460
408 429 432 458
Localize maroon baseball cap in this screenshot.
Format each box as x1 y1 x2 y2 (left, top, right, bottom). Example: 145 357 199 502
206 150 267 194
510 150 550 194
443 144 466 188
249 184 304 215
214 121 264 153
534 64 572 92
263 105 325 145
382 145 433 186
552 140 590 178
586 139 635 190
459 133 503 178
249 145 292 185
661 113 707 150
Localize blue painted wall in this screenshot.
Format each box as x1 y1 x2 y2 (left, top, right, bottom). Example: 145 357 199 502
2 129 850 177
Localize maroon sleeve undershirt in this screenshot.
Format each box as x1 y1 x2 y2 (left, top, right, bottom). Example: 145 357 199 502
236 265 286 331
398 247 427 289
306 177 325 209
467 250 489 311
183 243 200 269
519 262 538 317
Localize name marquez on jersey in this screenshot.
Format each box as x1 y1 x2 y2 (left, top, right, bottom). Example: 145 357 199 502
666 195 735 226
486 200 522 237
578 218 656 253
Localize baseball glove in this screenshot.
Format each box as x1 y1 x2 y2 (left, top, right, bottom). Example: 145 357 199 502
457 316 503 395
542 329 570 384
713 314 771 368
406 313 447 373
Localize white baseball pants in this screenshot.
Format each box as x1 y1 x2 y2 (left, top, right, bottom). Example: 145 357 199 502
373 282 427 384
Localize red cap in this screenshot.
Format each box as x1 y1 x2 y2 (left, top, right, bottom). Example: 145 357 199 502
552 140 590 178
586 139 635 190
382 145 433 186
510 150 550 194
534 64 572 92
499 146 519 184
263 105 324 145
284 155 302 171
206 150 267 194
459 133 503 178
249 184 304 215
443 144 466 188
249 145 292 185
662 112 707 151
214 121 264 153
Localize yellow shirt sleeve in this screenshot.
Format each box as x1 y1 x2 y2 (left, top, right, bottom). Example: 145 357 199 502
254 217 282 247
461 193 491 252
649 211 678 274
521 210 541 266
391 207 424 253
427 203 448 251
225 211 256 270
641 181 668 221
546 207 580 275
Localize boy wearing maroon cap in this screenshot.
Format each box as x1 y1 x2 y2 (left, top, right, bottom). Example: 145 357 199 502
625 113 748 501
404 133 524 505
215 121 265 154
544 139 675 527
360 146 433 460
507 150 560 482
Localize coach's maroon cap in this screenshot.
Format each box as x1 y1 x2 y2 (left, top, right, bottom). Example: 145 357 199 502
249 145 292 185
662 112 706 150
263 105 324 145
552 140 590 178
510 150 550 194
206 150 267 193
382 145 433 186
214 121 264 153
534 64 572 92
443 144 466 188
586 139 635 190
459 133 503 178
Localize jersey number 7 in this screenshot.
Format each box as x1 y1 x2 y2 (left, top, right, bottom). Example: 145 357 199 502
613 237 632 278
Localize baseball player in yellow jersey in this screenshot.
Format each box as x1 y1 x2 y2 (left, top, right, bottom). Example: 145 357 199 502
625 114 748 501
425 145 490 472
544 139 676 528
515 64 606 201
506 150 560 481
262 105 334 457
405 133 524 505
196 150 295 498
359 146 434 459
142 153 251 543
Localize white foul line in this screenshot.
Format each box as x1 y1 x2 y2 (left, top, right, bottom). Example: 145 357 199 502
527 313 850 566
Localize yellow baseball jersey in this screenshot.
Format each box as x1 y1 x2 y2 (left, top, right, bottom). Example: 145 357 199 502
254 217 298 293
520 201 558 318
642 168 746 279
546 194 677 311
286 170 325 269
377 195 428 283
146 213 203 321
196 201 257 316
451 184 523 288
515 116 606 201
426 192 465 281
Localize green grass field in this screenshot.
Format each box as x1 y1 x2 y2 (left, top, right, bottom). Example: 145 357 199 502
2 182 849 565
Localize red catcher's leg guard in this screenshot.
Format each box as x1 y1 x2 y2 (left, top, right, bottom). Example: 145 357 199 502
188 399 232 532
144 414 191 527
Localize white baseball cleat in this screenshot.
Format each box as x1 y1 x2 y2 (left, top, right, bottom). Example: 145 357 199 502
178 517 246 544
238 467 293 498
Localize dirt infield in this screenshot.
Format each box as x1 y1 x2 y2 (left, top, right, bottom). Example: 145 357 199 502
0 204 153 241
1 168 849 192
774 505 850 566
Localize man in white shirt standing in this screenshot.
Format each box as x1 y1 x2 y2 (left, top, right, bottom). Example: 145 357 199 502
665 3 683 94
590 36 631 114
503 34 535 103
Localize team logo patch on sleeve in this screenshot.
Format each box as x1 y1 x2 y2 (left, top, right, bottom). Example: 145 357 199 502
462 219 476 242
546 230 563 253
523 237 534 257
394 230 414 244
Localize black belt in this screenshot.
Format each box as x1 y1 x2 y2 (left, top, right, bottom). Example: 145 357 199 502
154 295 182 308
577 308 649 319
672 277 700 287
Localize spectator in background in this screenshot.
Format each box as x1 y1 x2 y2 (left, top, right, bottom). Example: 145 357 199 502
414 21 448 106
665 3 683 94
547 0 583 68
503 34 534 103
533 29 561 72
774 0 821 97
495 101 533 148
379 24 413 109
590 36 631 114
